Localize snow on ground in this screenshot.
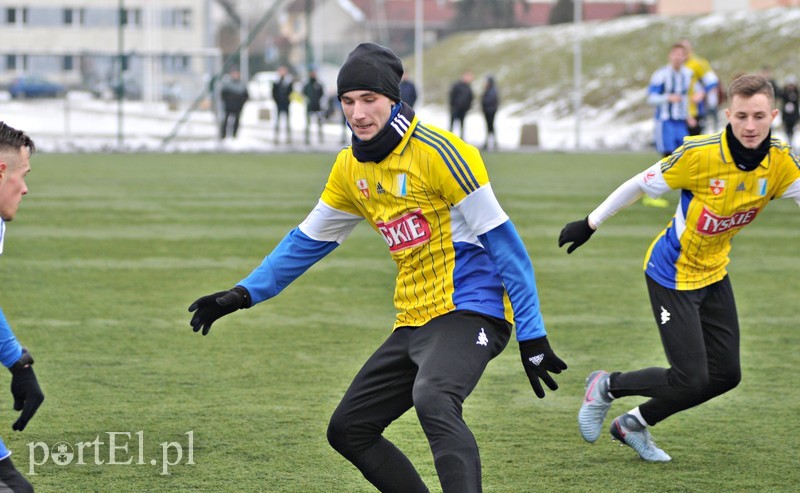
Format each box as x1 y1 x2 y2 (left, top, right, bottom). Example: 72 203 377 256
0 89 657 154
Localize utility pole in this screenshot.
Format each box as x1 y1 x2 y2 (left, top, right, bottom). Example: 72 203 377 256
238 0 248 80
414 0 424 107
305 0 313 69
573 0 582 150
117 0 125 148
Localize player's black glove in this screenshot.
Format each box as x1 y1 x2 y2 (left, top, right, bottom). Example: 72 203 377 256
9 348 44 431
188 286 251 336
558 216 595 254
519 336 567 398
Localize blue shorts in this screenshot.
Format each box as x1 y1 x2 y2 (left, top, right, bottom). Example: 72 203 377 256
655 119 689 155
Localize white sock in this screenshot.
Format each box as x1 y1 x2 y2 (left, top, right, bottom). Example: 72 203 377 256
628 407 650 427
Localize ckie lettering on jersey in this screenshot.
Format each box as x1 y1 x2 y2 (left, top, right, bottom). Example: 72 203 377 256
377 209 431 252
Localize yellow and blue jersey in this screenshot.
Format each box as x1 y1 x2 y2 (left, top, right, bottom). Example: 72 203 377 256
684 54 719 118
641 129 800 290
239 112 546 340
320 119 514 329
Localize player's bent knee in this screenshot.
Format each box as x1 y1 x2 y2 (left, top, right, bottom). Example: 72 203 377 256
327 412 377 457
413 385 460 424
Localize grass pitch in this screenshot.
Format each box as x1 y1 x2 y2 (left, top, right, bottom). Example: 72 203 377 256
1 151 798 492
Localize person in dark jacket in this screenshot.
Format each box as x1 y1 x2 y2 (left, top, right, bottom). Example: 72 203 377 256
449 70 473 139
272 65 294 144
399 72 417 108
481 75 499 151
780 75 799 147
303 70 325 145
219 69 249 139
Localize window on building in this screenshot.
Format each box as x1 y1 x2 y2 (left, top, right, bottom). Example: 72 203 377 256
165 8 192 28
29 8 61 26
63 55 74 71
85 8 116 27
6 7 16 24
63 8 73 25
6 55 16 70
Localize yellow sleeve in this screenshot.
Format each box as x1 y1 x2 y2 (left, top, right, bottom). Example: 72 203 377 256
423 128 490 205
659 145 693 191
773 151 800 198
320 149 362 216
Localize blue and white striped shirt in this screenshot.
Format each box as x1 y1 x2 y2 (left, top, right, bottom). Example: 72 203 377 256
647 64 696 121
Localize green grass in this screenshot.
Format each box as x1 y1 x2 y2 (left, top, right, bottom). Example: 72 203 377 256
2 151 798 492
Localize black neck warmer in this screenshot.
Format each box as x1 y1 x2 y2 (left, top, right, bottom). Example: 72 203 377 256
726 123 771 171
351 102 416 163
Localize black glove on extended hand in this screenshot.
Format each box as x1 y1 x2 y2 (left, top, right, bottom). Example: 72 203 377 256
558 216 595 254
188 286 251 336
9 348 44 431
519 336 567 398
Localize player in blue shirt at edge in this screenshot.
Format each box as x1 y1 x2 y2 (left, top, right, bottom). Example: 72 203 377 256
0 122 46 493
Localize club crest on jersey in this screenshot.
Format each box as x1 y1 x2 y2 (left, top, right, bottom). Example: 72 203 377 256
757 178 768 196
696 206 758 235
376 209 431 252
394 174 408 197
356 178 369 199
709 178 725 195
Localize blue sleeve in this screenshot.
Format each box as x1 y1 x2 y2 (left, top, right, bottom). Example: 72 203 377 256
0 308 24 368
478 220 546 342
237 228 339 305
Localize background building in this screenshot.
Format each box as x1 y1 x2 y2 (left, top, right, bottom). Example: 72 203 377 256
657 0 800 15
0 0 219 101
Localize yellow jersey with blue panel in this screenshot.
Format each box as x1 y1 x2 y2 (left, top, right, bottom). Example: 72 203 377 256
684 54 719 118
640 129 800 290
238 108 547 341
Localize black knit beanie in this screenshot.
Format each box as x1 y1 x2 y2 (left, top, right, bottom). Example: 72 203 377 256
337 43 403 102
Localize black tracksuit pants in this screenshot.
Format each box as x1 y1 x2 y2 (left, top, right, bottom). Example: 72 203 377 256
609 274 742 426
327 310 511 493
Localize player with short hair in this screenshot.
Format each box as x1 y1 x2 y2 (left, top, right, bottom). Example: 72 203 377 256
189 43 566 492
559 74 800 462
0 121 46 492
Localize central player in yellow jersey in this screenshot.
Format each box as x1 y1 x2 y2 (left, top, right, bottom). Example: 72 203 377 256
560 74 800 462
189 43 567 492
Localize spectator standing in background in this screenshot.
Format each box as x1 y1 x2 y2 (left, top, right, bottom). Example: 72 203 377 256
272 65 294 144
219 69 249 139
449 70 474 140
780 76 799 147
760 66 780 97
481 75 499 151
303 70 325 145
399 72 417 108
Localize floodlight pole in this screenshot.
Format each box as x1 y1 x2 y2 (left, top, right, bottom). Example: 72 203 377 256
239 0 248 81
573 0 582 150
